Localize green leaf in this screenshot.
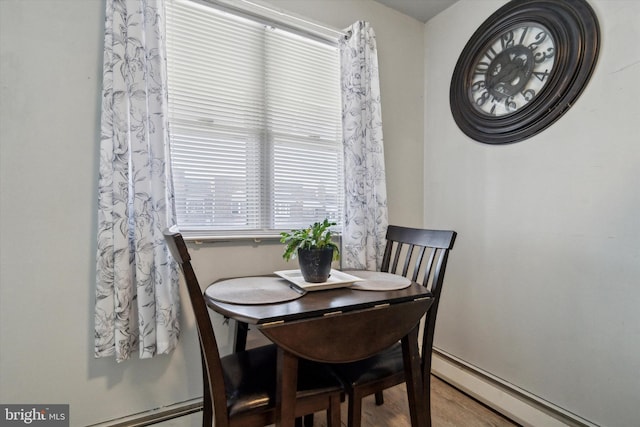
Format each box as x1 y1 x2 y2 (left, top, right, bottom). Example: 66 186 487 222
280 218 339 262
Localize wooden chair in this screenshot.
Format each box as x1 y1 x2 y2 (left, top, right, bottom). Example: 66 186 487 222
331 225 457 427
164 230 343 427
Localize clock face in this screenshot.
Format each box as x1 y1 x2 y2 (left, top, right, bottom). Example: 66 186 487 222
469 23 556 117
449 0 600 144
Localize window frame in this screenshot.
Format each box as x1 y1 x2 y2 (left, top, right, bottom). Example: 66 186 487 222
165 0 345 240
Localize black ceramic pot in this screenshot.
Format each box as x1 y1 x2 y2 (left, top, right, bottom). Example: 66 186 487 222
297 247 334 283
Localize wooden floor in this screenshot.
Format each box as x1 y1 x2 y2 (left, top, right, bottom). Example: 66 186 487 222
243 330 517 427
288 375 518 427
156 374 518 426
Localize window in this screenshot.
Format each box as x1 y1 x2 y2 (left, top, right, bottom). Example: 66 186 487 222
165 0 344 238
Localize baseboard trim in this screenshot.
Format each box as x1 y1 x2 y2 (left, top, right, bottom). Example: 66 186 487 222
431 348 598 427
86 399 202 427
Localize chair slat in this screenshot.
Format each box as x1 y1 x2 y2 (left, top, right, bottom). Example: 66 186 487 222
421 248 437 289
391 242 404 273
411 246 427 283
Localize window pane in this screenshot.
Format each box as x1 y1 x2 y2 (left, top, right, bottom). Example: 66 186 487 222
166 0 343 236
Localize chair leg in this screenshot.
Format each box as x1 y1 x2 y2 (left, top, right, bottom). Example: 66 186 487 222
424 374 432 427
303 413 314 427
423 356 434 427
374 390 384 406
200 352 212 427
347 391 363 427
202 386 212 427
327 394 341 427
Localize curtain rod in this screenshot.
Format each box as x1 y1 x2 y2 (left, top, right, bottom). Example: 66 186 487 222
189 0 347 46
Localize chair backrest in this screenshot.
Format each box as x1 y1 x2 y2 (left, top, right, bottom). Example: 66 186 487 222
164 230 230 427
380 225 456 381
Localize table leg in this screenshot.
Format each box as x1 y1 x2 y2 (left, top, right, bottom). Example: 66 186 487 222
276 346 298 427
234 321 249 352
402 326 428 427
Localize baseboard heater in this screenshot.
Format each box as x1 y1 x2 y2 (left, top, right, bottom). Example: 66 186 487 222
431 347 598 427
86 399 202 427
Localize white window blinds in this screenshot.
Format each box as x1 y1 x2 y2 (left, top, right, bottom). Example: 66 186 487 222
165 0 344 237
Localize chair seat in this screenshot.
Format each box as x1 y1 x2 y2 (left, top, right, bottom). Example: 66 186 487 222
331 342 404 388
223 344 343 417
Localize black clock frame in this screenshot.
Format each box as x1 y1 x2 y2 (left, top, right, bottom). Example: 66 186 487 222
450 0 600 144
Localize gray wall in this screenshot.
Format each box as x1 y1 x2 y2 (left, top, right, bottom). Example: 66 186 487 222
424 1 640 426
3 0 636 426
0 1 425 425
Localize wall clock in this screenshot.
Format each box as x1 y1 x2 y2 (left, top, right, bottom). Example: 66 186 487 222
449 0 600 144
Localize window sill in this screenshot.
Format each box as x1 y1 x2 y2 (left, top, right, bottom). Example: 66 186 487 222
179 231 342 245
181 232 283 244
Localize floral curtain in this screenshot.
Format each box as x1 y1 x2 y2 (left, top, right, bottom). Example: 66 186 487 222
94 0 179 362
339 21 389 271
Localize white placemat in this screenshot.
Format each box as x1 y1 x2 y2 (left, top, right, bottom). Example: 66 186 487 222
207 276 304 305
345 270 412 291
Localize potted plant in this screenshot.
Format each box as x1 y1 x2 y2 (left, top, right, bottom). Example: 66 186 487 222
280 219 340 283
